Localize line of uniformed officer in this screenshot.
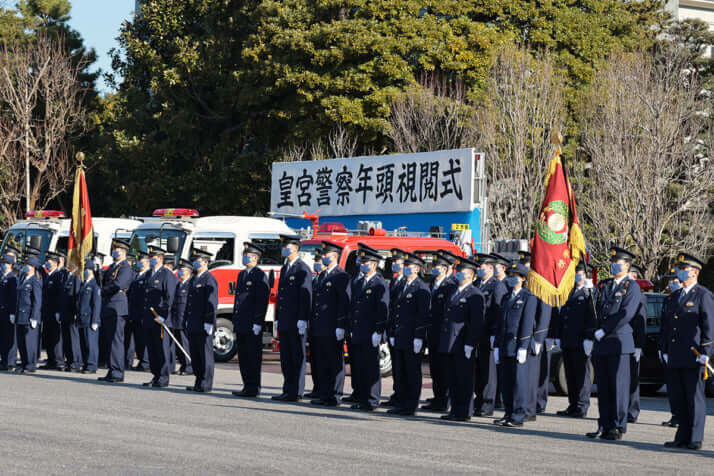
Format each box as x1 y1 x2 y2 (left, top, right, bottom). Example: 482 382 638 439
169 258 194 376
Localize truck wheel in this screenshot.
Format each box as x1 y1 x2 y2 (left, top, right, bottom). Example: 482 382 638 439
379 343 392 377
213 317 237 362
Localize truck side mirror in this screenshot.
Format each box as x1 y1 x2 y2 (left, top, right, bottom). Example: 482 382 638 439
268 269 275 288
166 236 180 253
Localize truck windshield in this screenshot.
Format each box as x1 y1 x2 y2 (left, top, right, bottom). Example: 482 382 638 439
1 228 53 260
130 228 188 256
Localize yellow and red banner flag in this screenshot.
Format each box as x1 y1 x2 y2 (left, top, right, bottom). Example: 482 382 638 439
526 138 585 307
66 167 93 276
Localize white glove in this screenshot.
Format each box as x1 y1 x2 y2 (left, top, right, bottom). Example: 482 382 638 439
30 319 38 329
658 350 663 362
336 328 345 341
517 347 527 364
532 340 542 356
489 335 495 349
464 345 474 359
583 339 593 356
157 316 165 324
494 348 500 365
297 320 307 335
55 312 60 322
584 278 594 289
371 332 381 348
545 338 555 352
413 338 423 354
555 339 561 348
697 354 709 365
91 323 99 331
9 314 15 324
634 348 642 362
389 337 395 347
663 353 668 364
594 329 605 341
252 324 262 336
204 323 213 335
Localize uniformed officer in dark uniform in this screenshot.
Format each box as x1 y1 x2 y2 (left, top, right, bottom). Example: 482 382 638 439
40 251 66 370
231 243 270 398
126 251 150 371
439 257 485 421
308 241 350 406
169 258 193 376
185 248 219 393
662 252 713 450
306 249 325 399
15 255 42 373
272 235 312 402
493 263 536 427
0 255 17 370
627 263 647 424
348 247 389 411
58 250 82 372
3 245 21 266
473 253 507 417
659 268 680 428
78 258 102 373
555 261 596 417
98 239 134 383
586 246 642 441
141 246 177 388
384 248 407 408
422 251 459 412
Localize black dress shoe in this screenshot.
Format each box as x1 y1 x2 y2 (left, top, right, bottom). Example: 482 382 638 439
98 376 124 383
473 410 494 417
311 399 327 405
421 402 447 411
351 403 374 411
131 366 149 372
14 368 24 374
664 440 687 448
493 417 508 425
69 368 82 373
194 387 209 393
232 390 258 398
25 369 36 373
503 420 523 427
170 371 178 375
82 370 97 374
600 428 622 440
341 395 357 403
556 409 574 416
397 409 415 416
152 382 168 388
627 416 637 424
272 393 289 401
39 364 59 370
142 381 156 387
386 407 404 414
536 408 545 414
0 366 8 371
586 428 602 438
383 399 398 407
441 414 470 422
570 411 587 418
178 371 194 376
661 418 679 427
305 391 319 399
687 442 702 450
186 386 196 391
524 415 537 422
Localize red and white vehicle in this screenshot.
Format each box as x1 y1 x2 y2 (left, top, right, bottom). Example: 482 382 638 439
127 208 295 361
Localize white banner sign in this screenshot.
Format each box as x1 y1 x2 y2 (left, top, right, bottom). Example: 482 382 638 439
270 148 477 216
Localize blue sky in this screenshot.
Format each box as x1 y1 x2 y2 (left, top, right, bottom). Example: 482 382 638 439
66 0 137 94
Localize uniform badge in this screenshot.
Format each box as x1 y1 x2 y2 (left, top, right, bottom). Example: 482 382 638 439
326 282 332 287
366 289 372 294
154 280 159 284
686 302 694 307
437 294 443 299
247 281 252 286
516 300 523 305
460 298 466 303
196 284 202 288
615 292 622 297
289 276 295 281
407 293 413 299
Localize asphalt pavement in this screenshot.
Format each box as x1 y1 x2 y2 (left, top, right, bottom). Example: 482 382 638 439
1 354 713 475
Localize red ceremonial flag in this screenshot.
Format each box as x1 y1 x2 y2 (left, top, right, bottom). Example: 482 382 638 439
526 135 586 307
66 166 93 276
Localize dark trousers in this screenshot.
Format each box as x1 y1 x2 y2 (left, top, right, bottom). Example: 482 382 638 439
392 347 422 412
311 335 345 403
237 332 263 394
663 366 680 423
16 324 39 370
527 348 551 416
279 329 306 397
42 318 63 367
346 335 360 399
79 327 99 371
474 340 497 413
593 353 630 432
169 327 192 374
189 331 214 391
147 324 170 385
124 319 149 370
308 334 320 395
428 341 449 407
628 355 640 420
98 320 110 367
671 366 706 444
444 352 474 418
61 321 82 370
104 314 126 380
562 348 591 414
388 341 398 399
500 356 531 424
350 343 381 407
0 319 16 367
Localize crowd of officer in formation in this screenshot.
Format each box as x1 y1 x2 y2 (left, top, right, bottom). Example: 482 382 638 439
0 235 712 450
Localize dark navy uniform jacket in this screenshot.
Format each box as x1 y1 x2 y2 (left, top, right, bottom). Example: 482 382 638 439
349 273 389 345
59 270 81 324
659 292 677 353
390 277 430 350
661 284 714 369
101 260 133 318
593 277 642 356
16 274 42 325
275 258 312 333
556 286 596 350
127 270 146 322
495 288 537 357
77 278 101 328
477 277 507 341
0 271 17 321
429 275 459 344
142 266 177 325
232 266 270 334
531 300 552 352
310 266 349 337
388 275 406 337
631 293 647 350
168 277 191 329
185 271 219 333
438 283 485 354
42 269 65 322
